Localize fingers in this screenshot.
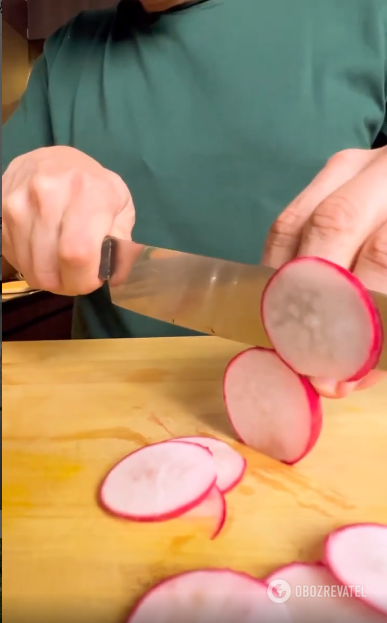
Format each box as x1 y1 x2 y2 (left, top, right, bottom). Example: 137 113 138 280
304 156 386 399
2 149 136 296
3 187 34 282
352 370 387 392
311 370 387 399
28 175 66 292
297 150 387 268
353 220 387 294
309 378 357 399
262 149 369 268
264 147 386 400
30 213 63 293
58 185 117 296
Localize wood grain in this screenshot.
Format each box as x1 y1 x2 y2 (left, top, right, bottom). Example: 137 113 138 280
3 337 387 623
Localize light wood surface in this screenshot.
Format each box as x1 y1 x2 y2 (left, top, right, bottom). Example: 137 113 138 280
3 337 387 622
2 279 39 301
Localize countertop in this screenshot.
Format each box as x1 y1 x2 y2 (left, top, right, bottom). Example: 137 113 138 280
3 337 387 622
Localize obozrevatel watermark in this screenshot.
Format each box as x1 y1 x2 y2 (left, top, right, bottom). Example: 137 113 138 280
266 579 367 604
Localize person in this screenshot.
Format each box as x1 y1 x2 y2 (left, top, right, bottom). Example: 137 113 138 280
2 0 386 400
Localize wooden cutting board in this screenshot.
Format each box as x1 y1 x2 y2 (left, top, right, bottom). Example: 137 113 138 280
3 337 387 623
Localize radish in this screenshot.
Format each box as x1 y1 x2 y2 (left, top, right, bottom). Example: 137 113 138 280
261 257 383 382
99 440 216 521
266 562 387 623
127 569 291 623
223 347 322 464
324 523 387 616
170 436 246 493
183 485 226 539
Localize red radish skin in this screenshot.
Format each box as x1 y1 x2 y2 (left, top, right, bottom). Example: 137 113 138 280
266 562 387 623
324 523 387 616
223 348 323 464
127 568 291 623
183 485 226 539
170 436 246 493
99 440 216 522
261 257 383 382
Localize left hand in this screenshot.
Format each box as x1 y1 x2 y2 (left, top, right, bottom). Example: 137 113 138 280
263 146 387 399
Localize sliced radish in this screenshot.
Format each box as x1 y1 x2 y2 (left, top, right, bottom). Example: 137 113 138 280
266 562 386 623
261 257 383 382
99 441 216 521
170 436 246 493
324 523 387 616
127 569 291 623
183 485 226 539
223 347 322 464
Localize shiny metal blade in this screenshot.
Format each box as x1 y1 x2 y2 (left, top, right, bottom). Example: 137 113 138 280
99 237 387 371
99 237 274 348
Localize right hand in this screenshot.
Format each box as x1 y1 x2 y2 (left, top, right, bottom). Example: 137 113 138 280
2 146 136 296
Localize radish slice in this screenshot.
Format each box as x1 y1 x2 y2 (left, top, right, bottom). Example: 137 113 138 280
261 257 383 382
170 436 246 493
127 569 291 623
223 347 322 464
184 485 226 539
99 441 216 521
266 562 387 623
324 523 387 616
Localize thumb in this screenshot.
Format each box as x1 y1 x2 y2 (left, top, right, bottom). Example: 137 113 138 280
110 200 136 242
106 204 142 287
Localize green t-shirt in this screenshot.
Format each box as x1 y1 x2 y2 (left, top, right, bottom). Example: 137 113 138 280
3 0 387 339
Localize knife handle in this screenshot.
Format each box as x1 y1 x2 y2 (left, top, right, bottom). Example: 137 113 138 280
99 236 118 281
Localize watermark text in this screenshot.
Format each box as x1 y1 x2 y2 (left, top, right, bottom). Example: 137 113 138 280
267 579 366 604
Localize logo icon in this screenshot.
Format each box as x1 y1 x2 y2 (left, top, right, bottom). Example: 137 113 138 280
267 579 292 604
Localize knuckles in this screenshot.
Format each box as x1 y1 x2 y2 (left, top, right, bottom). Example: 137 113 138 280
4 190 27 225
266 207 301 249
325 148 368 173
308 194 362 239
361 229 387 272
57 243 93 269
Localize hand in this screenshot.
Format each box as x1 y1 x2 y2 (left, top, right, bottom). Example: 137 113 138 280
263 146 387 399
2 146 135 296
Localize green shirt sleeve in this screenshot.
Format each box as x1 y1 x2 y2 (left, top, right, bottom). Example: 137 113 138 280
2 53 54 174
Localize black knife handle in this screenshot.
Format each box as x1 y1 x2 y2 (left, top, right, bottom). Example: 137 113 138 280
98 236 118 282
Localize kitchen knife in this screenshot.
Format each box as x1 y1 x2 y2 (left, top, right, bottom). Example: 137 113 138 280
99 236 387 371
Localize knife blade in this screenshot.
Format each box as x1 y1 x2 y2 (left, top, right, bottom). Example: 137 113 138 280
99 236 387 371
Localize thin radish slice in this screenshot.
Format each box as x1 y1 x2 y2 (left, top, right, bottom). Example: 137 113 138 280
183 485 226 539
266 562 386 623
99 441 216 521
170 436 246 493
127 569 291 623
223 347 322 464
261 257 383 382
324 523 387 616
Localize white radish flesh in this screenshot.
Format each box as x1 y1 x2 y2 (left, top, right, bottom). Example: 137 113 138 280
266 562 387 623
261 257 383 382
127 569 291 623
223 347 322 464
324 523 387 616
183 485 226 539
170 436 246 493
99 441 216 521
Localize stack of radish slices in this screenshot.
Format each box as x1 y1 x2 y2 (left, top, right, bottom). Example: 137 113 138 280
100 437 246 539
126 523 387 623
223 256 384 464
